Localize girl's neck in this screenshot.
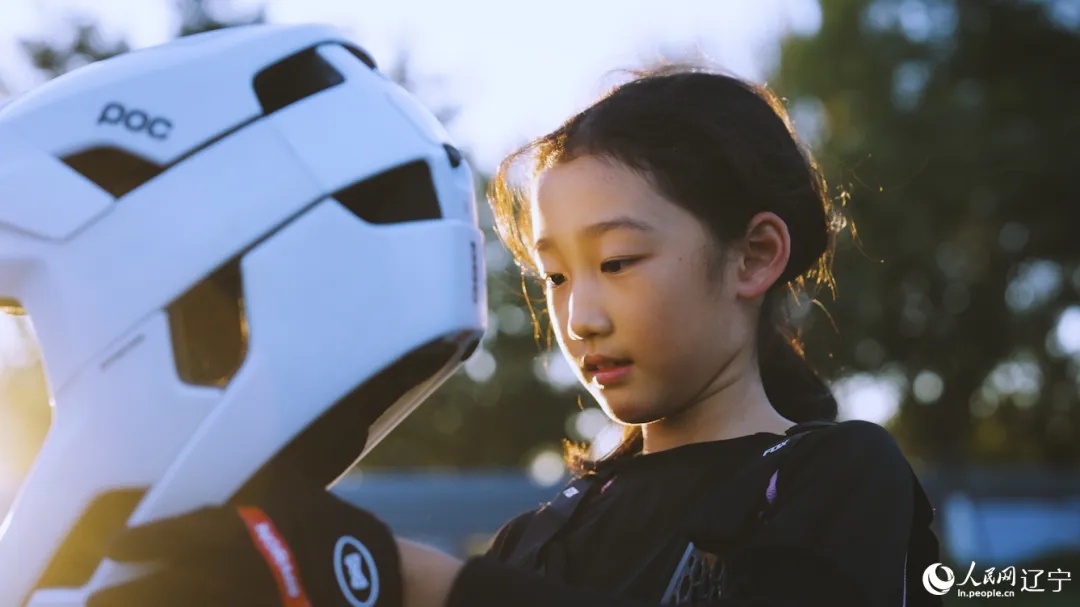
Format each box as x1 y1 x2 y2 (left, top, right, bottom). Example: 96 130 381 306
641 365 793 454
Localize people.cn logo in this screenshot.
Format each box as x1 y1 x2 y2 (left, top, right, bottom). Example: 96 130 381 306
923 563 956 595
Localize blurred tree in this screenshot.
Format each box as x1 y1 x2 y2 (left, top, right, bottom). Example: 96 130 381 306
776 0 1080 465
175 0 265 37
20 22 129 77
18 0 263 79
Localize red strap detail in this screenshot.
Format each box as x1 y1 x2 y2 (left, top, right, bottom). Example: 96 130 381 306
237 506 313 607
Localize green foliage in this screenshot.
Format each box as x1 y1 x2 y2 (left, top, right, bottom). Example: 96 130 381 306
17 1 264 80
21 22 129 77
775 0 1080 463
174 0 265 38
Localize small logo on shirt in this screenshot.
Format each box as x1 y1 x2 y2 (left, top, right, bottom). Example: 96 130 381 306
762 438 790 456
600 477 616 494
334 535 381 607
562 487 580 499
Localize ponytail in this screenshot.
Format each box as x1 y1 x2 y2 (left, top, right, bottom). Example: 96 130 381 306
757 291 838 423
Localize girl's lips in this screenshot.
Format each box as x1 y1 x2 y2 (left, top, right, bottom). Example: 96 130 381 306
590 362 633 386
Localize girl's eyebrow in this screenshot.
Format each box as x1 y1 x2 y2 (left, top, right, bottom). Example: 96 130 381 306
534 217 655 253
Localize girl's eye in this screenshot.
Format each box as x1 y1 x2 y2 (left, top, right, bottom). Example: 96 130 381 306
545 273 567 288
601 258 638 274
543 258 637 288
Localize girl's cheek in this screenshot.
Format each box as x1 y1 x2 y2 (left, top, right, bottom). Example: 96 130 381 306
629 307 664 339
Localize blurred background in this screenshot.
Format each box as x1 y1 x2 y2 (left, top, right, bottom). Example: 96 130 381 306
1 0 1078 604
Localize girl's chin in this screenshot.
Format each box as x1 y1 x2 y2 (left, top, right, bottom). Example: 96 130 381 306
598 399 665 426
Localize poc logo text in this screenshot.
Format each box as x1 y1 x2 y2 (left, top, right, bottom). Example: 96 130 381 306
98 102 173 140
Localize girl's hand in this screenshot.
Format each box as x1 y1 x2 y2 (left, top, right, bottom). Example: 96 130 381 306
396 538 463 607
87 467 404 607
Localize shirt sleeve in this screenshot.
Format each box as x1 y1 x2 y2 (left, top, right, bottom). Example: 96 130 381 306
447 420 916 607
718 419 914 607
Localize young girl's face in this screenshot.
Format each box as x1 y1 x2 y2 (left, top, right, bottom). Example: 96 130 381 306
531 155 758 426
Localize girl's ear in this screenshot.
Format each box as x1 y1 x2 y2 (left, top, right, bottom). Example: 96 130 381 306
735 212 791 300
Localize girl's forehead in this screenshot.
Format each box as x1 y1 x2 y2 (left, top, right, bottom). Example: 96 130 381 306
530 157 664 232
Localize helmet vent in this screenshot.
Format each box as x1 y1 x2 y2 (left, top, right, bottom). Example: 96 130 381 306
253 45 345 115
60 146 163 198
332 160 442 225
167 259 249 387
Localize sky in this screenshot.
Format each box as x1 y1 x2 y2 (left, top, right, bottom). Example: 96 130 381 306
0 0 822 171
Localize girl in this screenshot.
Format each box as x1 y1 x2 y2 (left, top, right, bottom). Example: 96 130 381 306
90 67 940 607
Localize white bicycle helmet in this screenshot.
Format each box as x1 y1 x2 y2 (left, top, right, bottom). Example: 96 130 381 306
0 24 486 606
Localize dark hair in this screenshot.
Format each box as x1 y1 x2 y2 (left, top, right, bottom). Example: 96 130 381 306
488 65 846 473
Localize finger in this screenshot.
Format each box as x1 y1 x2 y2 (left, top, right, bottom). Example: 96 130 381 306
105 507 247 562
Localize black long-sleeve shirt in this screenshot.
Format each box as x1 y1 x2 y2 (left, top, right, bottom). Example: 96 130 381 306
447 420 923 606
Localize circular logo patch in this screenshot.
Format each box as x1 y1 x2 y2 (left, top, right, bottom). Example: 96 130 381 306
334 535 380 607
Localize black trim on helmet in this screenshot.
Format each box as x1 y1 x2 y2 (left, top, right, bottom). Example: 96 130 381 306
166 259 248 387
253 45 345 115
332 160 442 224
60 147 164 198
